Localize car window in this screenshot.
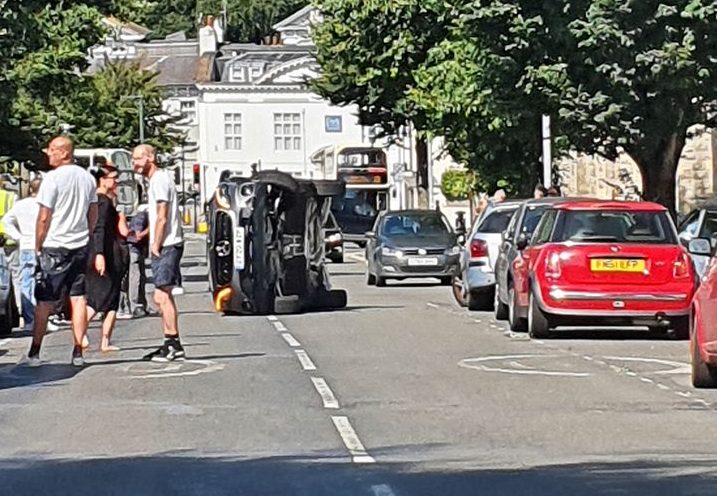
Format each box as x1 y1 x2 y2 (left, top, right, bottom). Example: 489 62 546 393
504 207 520 241
531 210 558 245
381 213 450 236
679 211 701 239
557 210 677 244
520 206 547 238
698 212 717 241
475 208 517 234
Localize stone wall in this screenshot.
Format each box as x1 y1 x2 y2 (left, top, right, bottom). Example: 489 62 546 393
559 129 716 213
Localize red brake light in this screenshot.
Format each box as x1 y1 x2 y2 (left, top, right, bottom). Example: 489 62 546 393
674 252 691 279
470 239 488 258
545 252 562 279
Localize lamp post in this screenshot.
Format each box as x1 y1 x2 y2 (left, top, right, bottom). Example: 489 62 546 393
120 95 145 143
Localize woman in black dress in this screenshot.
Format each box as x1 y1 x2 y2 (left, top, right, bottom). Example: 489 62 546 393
85 165 129 352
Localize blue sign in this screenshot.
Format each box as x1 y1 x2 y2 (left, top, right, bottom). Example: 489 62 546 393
325 115 342 133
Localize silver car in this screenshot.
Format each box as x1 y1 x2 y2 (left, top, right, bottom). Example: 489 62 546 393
458 201 521 310
678 206 717 278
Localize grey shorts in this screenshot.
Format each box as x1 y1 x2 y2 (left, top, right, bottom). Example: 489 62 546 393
151 243 183 290
35 246 89 303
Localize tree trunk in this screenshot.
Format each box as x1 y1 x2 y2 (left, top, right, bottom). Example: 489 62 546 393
415 137 429 208
628 131 686 219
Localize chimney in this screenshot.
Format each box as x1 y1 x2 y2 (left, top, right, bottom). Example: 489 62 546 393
199 15 217 55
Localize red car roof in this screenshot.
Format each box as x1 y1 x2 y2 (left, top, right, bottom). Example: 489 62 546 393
554 200 667 212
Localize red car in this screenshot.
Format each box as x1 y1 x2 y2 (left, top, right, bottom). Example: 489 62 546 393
509 201 696 339
688 237 717 387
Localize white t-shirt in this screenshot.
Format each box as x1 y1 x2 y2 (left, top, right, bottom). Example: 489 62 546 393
2 196 39 251
148 169 183 247
37 165 98 250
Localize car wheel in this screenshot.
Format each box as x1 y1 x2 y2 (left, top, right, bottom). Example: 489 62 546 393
330 252 344 264
440 276 452 286
508 286 526 332
691 320 717 388
672 316 690 340
494 285 509 321
366 272 376 285
274 295 302 315
528 290 551 339
0 293 12 337
376 276 387 287
467 290 493 311
452 275 467 307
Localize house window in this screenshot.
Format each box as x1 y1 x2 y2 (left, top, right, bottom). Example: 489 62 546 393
224 113 242 150
231 65 246 82
273 113 302 151
180 100 196 124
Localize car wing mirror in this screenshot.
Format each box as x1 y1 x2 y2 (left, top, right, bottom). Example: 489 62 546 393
688 238 712 256
365 231 376 239
516 235 529 251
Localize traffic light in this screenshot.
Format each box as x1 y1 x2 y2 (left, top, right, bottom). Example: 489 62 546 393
193 163 200 186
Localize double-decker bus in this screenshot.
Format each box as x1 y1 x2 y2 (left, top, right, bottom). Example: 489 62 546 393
310 145 389 245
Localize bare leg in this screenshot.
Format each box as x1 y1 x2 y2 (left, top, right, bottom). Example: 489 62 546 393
100 311 119 352
154 288 178 337
70 296 88 348
83 306 97 349
30 301 53 349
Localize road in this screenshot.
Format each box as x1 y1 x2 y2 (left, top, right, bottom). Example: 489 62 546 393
1 238 716 495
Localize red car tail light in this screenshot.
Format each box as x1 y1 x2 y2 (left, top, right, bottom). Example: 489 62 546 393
674 252 691 279
545 252 562 279
470 239 488 258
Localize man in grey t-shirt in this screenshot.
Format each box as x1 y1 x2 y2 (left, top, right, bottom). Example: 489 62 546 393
26 136 98 367
132 144 185 362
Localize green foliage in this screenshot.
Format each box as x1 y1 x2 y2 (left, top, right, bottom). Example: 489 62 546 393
440 169 475 202
198 0 305 43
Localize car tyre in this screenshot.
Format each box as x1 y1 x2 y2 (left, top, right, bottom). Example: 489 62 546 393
440 276 453 286
467 290 493 312
508 286 526 332
452 275 467 307
275 295 302 315
366 272 376 285
528 290 551 339
0 290 12 337
691 321 717 388
494 285 509 321
329 251 344 264
672 316 690 340
376 276 387 287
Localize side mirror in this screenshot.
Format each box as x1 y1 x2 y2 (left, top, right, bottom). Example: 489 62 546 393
365 231 376 239
688 238 712 256
516 235 529 251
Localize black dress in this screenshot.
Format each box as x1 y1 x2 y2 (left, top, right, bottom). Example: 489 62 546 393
87 194 125 313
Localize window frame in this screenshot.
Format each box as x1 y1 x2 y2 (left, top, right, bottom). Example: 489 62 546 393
273 113 303 151
223 113 243 151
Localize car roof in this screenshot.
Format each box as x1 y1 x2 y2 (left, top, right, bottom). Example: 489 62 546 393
486 200 523 210
522 196 596 207
380 209 444 216
553 200 667 212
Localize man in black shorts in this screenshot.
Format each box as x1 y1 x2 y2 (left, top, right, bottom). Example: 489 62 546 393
132 144 185 362
26 136 98 366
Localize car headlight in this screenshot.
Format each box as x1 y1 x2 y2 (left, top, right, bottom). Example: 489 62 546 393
446 245 461 256
327 233 342 243
381 246 404 258
214 187 231 209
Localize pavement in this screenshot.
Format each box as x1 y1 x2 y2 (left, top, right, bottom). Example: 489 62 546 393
1 239 717 495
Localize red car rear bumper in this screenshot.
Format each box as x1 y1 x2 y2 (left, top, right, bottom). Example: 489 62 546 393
536 284 692 318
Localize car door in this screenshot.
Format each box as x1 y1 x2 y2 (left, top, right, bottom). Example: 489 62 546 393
694 254 717 348
366 216 381 273
513 209 558 310
495 206 521 301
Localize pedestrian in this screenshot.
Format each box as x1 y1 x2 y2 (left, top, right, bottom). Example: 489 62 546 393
84 165 129 352
127 207 151 317
534 184 548 199
493 189 507 203
24 136 98 366
547 185 562 197
2 178 43 331
132 144 185 362
0 177 20 320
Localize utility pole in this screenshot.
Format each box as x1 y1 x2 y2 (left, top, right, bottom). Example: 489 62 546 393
541 114 552 187
121 95 145 143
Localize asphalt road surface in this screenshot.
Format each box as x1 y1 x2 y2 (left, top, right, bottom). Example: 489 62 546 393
1 238 716 495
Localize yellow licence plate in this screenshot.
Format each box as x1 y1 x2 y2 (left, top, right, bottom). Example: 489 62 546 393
590 258 646 273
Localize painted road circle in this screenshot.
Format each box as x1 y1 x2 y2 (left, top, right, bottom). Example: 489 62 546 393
459 354 591 378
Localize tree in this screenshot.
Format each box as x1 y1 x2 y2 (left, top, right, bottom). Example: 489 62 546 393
457 1 717 212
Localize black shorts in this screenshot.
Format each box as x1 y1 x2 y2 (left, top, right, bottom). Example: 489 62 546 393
151 243 183 290
35 246 89 303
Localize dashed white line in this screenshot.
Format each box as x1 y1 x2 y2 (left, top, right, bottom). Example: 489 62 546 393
273 321 288 332
656 383 670 391
426 303 439 309
371 484 397 496
583 356 594 361
676 391 692 398
311 377 339 409
331 416 375 464
625 371 637 377
267 315 278 322
281 332 301 348
640 377 654 384
295 350 317 371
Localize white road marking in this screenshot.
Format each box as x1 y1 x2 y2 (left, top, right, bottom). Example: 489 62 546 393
640 377 654 384
657 383 671 391
676 391 692 398
426 303 439 309
273 321 288 332
603 356 690 376
311 377 339 409
694 398 711 407
281 333 301 348
295 350 317 371
583 356 594 361
459 355 591 378
267 315 278 322
331 416 375 464
372 484 397 496
128 360 225 379
625 371 637 377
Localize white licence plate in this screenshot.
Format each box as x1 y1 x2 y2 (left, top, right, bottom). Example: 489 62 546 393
234 228 245 270
408 257 439 266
